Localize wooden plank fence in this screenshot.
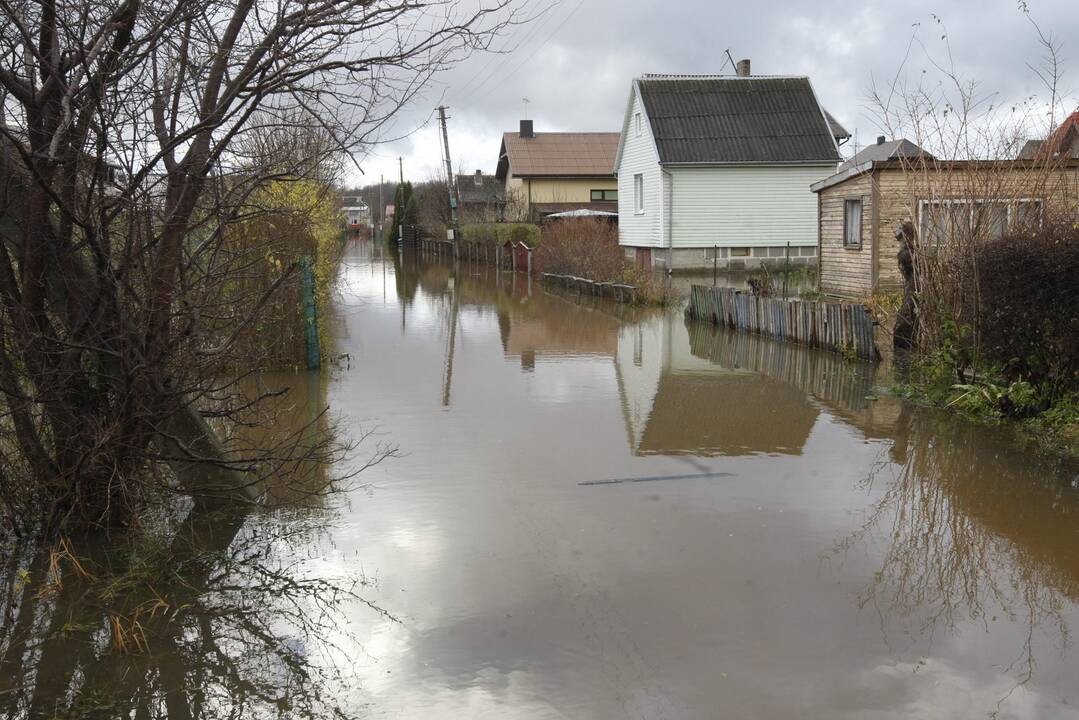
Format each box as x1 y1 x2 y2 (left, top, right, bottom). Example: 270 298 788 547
686 285 880 361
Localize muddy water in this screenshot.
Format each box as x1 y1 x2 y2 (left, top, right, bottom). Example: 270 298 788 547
4 240 1078 719
328 243 1079 718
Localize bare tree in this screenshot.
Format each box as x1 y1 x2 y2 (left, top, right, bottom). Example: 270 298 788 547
865 10 1075 353
0 0 523 536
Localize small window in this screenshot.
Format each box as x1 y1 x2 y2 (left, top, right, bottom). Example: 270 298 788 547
591 189 618 201
729 247 750 257
633 174 644 213
843 198 863 249
635 112 642 137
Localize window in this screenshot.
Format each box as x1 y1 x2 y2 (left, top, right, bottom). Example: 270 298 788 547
919 198 1044 247
1013 200 1043 231
729 247 750 257
635 112 642 137
843 198 863 249
591 189 618 201
633 174 644 213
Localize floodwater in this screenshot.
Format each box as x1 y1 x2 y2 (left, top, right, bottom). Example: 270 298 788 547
3 240 1079 719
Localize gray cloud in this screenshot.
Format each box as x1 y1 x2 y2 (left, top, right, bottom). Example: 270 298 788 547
351 0 1079 185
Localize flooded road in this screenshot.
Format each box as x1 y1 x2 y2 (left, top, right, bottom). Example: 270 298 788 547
326 242 1079 718
4 239 1078 719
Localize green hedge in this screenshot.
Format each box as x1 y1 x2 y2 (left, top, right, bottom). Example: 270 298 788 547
460 222 540 248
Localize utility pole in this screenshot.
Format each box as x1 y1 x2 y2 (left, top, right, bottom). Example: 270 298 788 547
437 105 460 237
398 157 404 186
378 173 383 239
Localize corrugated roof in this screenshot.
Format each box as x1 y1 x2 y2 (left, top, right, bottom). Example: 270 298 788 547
497 132 619 179
455 173 502 204
838 138 933 171
636 76 842 164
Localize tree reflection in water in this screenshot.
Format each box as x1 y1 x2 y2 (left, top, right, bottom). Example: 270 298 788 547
0 498 384 719
840 404 1079 697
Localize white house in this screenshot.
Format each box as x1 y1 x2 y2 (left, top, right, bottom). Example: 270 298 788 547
614 60 849 270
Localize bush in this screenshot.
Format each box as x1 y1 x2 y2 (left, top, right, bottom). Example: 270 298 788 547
534 218 672 304
535 218 622 278
976 222 1079 393
460 222 540 247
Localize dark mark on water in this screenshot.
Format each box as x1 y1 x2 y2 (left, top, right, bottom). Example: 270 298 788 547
580 471 736 487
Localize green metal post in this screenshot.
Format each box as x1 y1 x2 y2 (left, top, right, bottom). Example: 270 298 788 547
300 256 320 370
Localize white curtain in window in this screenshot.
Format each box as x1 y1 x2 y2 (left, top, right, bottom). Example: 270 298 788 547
845 199 862 246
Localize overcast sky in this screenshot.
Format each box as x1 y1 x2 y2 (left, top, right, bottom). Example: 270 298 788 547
349 0 1079 187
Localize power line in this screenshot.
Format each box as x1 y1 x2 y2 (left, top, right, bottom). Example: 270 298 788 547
454 1 560 103
457 0 586 105
482 0 587 97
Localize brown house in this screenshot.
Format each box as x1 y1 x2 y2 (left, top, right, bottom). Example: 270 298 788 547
811 140 1079 297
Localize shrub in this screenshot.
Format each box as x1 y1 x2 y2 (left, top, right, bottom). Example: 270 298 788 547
975 222 1079 393
534 218 673 304
535 218 622 278
460 222 540 247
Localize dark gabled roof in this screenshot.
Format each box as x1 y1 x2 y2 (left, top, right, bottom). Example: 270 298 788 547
635 76 843 164
455 172 502 204
823 110 851 142
838 138 934 172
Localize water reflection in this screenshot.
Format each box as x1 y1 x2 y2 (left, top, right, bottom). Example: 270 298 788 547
333 243 1079 718
0 499 367 720
20 241 1074 718
842 407 1079 691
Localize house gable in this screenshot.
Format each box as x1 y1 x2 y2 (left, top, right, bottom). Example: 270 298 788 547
636 75 843 165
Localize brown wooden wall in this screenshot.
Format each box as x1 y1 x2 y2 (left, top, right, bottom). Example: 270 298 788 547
818 173 875 297
818 164 1079 298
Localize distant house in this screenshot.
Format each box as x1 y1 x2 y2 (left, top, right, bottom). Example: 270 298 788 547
614 59 849 271
340 194 370 229
455 170 504 222
839 136 934 172
496 121 620 221
811 138 1079 297
1018 110 1079 160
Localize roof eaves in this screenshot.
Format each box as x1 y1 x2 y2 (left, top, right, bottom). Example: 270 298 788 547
810 161 875 193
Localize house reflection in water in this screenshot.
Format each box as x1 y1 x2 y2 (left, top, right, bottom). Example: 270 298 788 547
616 313 884 456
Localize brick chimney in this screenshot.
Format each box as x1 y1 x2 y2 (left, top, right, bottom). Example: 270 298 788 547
474 169 483 185
519 119 534 138
877 136 886 145
735 58 751 77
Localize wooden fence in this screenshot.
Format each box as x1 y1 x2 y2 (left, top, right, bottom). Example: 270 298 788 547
542 273 638 304
686 285 880 361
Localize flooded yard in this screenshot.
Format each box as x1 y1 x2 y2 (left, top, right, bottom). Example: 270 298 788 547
4 239 1078 719
325 242 1079 718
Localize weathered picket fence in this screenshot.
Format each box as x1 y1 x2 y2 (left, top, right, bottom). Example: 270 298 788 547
686 285 880 361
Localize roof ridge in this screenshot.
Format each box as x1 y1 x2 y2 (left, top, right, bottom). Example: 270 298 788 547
639 74 809 80
503 131 620 135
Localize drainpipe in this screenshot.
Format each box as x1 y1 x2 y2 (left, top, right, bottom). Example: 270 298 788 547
662 167 674 275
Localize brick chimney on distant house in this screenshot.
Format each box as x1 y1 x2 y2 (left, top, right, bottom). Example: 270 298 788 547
519 119 534 138
877 136 886 145
474 169 483 185
736 58 751 77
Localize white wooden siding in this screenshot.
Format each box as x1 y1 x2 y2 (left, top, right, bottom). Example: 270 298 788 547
617 92 665 248
668 164 835 247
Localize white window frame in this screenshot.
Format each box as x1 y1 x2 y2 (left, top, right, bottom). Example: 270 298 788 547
633 174 644 214
843 197 863 249
634 112 642 137
918 197 1044 246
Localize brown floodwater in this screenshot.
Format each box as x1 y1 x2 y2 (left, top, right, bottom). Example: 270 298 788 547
322 242 1079 719
3 239 1078 719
